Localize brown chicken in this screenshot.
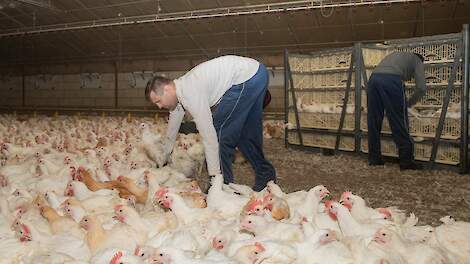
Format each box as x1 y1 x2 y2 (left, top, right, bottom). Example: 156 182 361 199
32 193 48 208
79 215 140 254
77 167 130 197
116 176 148 204
179 191 207 208
40 205 84 238
118 175 207 208
263 193 290 221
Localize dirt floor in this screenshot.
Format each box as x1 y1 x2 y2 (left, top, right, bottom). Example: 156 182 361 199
227 138 470 226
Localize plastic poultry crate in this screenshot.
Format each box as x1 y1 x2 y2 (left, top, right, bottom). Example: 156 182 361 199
289 51 352 72
361 137 459 165
288 131 355 151
395 43 457 63
362 43 458 69
360 84 461 108
289 55 311 73
360 114 461 140
310 52 351 70
362 48 390 67
405 86 461 107
289 89 367 108
406 65 463 86
288 112 355 131
365 65 462 87
292 60 462 89
291 72 353 89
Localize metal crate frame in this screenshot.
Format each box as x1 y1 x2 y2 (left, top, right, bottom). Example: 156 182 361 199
285 24 470 173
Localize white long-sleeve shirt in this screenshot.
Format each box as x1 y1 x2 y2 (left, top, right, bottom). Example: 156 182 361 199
166 55 260 175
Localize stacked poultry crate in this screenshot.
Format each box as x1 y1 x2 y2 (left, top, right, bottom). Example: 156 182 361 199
361 34 463 165
286 47 357 151
286 29 469 170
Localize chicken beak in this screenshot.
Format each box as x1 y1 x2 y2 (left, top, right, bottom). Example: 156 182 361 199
212 238 223 249
19 235 31 242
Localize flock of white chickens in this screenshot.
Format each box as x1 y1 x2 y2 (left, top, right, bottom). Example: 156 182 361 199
0 113 469 264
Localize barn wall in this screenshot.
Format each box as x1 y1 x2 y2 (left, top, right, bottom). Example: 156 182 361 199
0 75 22 107
0 57 285 113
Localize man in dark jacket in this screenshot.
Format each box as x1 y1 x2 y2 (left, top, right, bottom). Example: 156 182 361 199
367 52 426 170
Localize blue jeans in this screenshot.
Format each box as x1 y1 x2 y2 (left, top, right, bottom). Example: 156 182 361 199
367 73 414 165
213 64 276 190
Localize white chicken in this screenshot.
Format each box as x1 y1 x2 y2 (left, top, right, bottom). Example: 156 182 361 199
324 200 388 239
114 204 174 240
340 191 407 224
139 123 169 168
372 227 451 264
253 240 297 264
207 174 250 218
155 187 218 225
293 228 353 264
147 246 236 264
0 114 469 264
430 215 470 263
90 248 144 264
240 214 304 242
14 220 91 261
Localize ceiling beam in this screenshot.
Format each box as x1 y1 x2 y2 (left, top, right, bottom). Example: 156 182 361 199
92 13 468 45
159 1 209 58
0 36 421 65
0 0 426 37
214 0 237 33
0 9 87 58
64 0 156 13
14 0 60 11
0 10 26 27
16 8 88 57
65 0 116 52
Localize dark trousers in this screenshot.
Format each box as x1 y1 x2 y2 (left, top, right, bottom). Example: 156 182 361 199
367 73 414 165
213 64 276 190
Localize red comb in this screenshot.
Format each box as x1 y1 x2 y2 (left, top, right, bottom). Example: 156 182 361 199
324 200 334 208
262 193 273 204
324 200 337 221
246 199 263 212
20 224 30 235
254 242 265 252
340 191 352 201
155 188 168 198
377 208 392 219
114 204 124 212
109 251 123 264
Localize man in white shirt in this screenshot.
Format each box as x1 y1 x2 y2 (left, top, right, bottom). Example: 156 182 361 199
145 55 276 191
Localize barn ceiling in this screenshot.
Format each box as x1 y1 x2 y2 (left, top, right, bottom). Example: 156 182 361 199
0 0 469 65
